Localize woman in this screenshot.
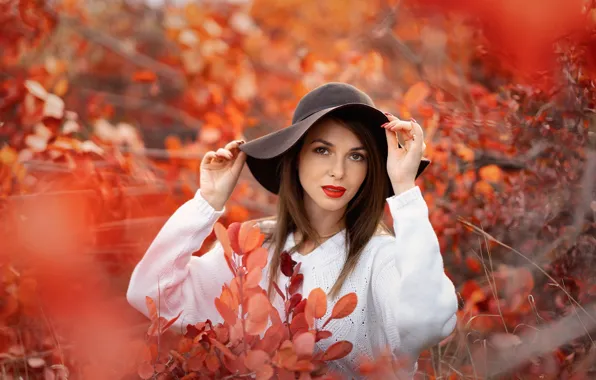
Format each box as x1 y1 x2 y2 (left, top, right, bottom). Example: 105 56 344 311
126 83 458 378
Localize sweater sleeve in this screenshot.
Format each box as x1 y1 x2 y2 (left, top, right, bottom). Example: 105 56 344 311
370 186 458 360
126 189 233 334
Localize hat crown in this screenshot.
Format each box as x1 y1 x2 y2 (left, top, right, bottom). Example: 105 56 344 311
292 82 376 124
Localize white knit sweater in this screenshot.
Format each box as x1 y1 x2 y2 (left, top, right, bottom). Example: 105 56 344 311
126 186 458 378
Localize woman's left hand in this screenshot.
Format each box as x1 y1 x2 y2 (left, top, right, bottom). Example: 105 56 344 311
382 113 427 195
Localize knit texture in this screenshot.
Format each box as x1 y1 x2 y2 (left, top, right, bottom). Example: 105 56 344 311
126 186 458 379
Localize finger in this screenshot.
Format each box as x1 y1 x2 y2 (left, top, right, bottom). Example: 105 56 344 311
232 151 247 173
224 139 245 152
383 112 400 122
216 148 233 160
203 151 217 164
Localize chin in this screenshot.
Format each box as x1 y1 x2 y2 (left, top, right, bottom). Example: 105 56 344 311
315 196 350 212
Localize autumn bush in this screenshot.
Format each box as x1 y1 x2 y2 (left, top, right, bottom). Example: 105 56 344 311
1 0 596 379
135 221 366 380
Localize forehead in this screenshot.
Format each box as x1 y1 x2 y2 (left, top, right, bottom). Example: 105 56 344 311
305 118 362 143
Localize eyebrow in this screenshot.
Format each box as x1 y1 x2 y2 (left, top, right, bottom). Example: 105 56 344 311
310 138 366 151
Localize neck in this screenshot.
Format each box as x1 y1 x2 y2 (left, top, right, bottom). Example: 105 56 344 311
302 193 346 239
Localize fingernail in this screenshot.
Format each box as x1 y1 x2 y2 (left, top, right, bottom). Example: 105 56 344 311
384 112 392 116
381 122 388 128
410 118 417 123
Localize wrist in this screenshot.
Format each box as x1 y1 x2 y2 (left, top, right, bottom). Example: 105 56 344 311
200 191 226 211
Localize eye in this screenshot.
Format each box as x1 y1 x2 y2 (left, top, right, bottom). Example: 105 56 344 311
314 147 329 155
350 153 366 162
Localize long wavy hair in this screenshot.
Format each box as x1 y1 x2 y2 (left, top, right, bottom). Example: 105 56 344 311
263 111 393 300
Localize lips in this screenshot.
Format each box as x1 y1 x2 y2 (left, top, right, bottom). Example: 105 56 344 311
321 186 346 198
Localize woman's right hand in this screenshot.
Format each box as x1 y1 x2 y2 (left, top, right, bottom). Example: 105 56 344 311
200 140 247 211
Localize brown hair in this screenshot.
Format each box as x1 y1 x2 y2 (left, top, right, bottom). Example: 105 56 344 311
264 111 392 300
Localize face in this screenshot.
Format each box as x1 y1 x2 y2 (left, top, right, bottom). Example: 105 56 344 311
297 118 368 213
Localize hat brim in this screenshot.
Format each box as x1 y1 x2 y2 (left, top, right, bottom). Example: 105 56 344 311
239 103 431 195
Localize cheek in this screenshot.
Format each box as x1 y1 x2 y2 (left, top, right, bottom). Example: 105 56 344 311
350 163 368 188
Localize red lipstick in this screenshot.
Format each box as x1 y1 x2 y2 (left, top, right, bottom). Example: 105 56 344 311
321 185 346 198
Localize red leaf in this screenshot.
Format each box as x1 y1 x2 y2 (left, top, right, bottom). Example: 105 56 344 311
145 296 157 320
290 313 308 336
273 281 286 301
228 222 242 254
294 299 307 315
322 341 353 361
215 297 237 326
289 274 304 295
315 330 332 341
286 293 302 315
280 251 296 277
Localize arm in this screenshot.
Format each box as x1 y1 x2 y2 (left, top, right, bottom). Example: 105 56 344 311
126 190 233 334
371 186 458 359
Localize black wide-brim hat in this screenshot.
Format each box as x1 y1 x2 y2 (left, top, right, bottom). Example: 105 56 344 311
239 82 431 197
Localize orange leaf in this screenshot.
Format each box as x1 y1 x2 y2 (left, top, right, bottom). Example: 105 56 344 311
246 293 270 335
293 332 315 358
330 293 357 320
307 288 327 319
145 296 158 320
479 164 503 182
137 362 154 379
456 144 475 162
214 222 233 259
215 297 237 326
247 293 270 321
205 352 220 372
132 70 158 82
161 310 183 333
228 222 242 254
256 364 274 380
246 317 269 335
404 81 430 110
239 221 262 254
322 341 353 361
474 180 494 196
210 338 238 360
245 269 262 289
245 349 270 371
247 247 268 272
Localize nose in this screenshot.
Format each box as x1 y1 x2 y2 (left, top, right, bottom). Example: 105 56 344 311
328 155 345 179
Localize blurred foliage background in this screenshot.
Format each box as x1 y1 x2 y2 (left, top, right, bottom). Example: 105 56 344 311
0 0 595 378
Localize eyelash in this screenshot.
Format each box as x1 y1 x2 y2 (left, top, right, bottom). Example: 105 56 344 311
313 147 365 162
